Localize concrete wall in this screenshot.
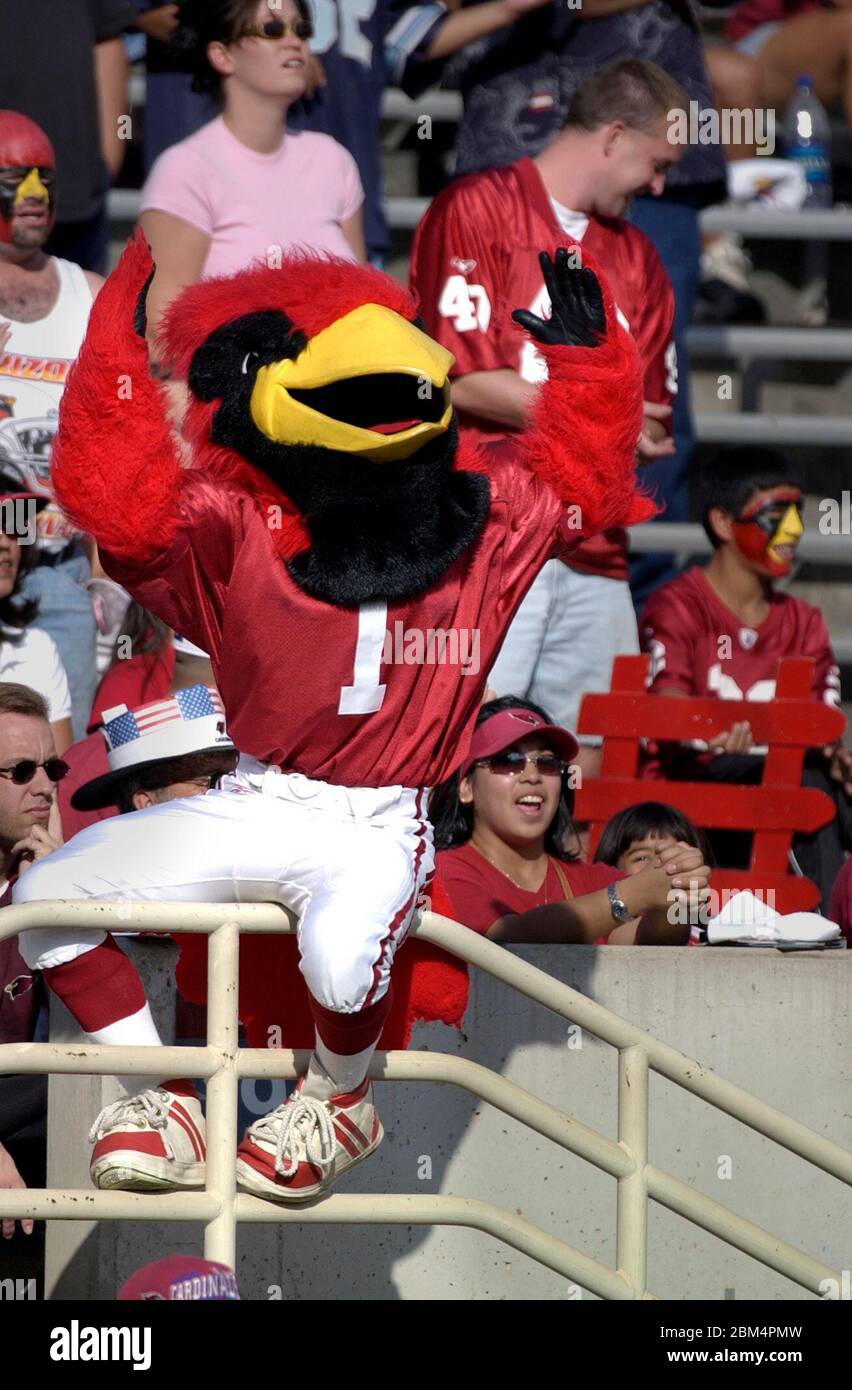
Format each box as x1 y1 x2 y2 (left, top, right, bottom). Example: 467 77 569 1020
46 941 851 1301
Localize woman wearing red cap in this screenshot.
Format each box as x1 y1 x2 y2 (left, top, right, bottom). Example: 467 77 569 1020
430 698 710 944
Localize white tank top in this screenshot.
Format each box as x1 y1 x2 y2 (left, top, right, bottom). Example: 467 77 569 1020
0 257 94 550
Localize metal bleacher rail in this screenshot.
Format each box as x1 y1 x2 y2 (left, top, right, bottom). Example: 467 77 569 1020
1 900 850 1299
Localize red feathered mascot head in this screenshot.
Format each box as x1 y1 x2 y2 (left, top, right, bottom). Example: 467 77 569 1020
155 251 491 607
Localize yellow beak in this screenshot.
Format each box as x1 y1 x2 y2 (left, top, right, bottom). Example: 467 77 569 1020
250 302 455 463
14 167 50 206
767 502 804 565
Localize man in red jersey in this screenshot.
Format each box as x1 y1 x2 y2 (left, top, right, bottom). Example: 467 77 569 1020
410 58 684 775
9 235 655 1202
640 446 851 906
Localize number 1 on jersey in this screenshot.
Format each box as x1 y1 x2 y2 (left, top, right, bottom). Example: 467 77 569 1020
338 601 388 715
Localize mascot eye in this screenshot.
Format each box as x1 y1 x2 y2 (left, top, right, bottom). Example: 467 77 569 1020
241 351 259 376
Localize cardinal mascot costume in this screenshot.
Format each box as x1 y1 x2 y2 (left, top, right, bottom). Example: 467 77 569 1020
12 234 652 1201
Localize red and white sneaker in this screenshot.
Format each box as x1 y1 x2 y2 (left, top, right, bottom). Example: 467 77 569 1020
235 1078 382 1204
88 1087 206 1191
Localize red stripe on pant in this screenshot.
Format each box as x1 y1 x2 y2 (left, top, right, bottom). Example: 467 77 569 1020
363 789 428 1009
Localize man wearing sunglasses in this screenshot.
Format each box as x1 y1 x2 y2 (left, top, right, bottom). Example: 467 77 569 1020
0 680 65 1250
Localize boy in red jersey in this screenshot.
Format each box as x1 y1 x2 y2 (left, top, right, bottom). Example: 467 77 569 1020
410 58 684 775
639 446 851 905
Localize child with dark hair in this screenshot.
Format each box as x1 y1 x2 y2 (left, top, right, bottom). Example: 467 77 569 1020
430 698 710 945
594 801 713 874
593 801 714 944
639 446 851 908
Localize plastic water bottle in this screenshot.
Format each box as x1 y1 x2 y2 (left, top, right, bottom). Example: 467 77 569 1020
784 75 832 208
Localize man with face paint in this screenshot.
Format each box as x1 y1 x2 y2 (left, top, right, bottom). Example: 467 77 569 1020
638 446 852 909
0 112 103 740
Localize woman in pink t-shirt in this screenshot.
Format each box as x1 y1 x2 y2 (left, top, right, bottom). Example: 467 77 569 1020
138 0 366 351
430 697 710 944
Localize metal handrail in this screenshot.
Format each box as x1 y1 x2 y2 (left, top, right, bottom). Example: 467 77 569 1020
0 900 848 1299
629 522 852 564
687 327 852 361
695 413 852 446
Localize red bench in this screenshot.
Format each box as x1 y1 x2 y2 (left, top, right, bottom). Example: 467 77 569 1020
575 655 846 913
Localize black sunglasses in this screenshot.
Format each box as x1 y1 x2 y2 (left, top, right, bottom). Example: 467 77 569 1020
241 16 313 40
476 751 567 777
0 758 69 785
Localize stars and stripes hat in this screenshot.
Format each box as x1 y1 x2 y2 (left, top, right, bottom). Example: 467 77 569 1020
71 683 236 811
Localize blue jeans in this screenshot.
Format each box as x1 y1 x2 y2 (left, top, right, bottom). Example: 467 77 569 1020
22 546 97 740
487 562 639 740
628 195 701 610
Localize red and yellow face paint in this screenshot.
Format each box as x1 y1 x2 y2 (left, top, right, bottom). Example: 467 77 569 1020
0 110 56 246
730 485 804 577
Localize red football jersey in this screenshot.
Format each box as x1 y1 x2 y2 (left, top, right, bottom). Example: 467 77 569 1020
435 841 624 935
409 158 676 581
102 457 581 791
640 567 841 706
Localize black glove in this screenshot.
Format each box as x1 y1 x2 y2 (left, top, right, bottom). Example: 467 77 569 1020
511 248 605 348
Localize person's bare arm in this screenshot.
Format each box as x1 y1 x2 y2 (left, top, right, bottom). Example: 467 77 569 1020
575 0 651 16
424 0 551 61
134 4 179 43
0 1141 32 1239
341 208 367 264
137 210 211 360
451 369 538 429
637 400 675 463
83 270 105 299
94 37 129 181
487 844 709 943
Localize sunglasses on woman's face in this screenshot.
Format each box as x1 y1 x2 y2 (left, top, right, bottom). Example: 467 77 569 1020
241 16 313 41
0 758 69 785
476 751 567 777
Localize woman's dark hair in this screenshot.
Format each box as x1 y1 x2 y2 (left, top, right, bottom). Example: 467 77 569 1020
111 602 170 665
593 801 714 868
428 695 579 862
0 540 40 644
97 603 172 715
174 0 313 97
115 748 238 815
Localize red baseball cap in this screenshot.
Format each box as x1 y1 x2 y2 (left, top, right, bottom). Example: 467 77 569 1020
117 1255 240 1301
460 706 579 779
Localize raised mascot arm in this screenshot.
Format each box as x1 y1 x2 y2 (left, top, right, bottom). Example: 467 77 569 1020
52 230 182 561
512 247 657 535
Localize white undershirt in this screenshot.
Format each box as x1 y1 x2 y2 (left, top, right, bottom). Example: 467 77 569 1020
0 627 72 722
548 198 590 243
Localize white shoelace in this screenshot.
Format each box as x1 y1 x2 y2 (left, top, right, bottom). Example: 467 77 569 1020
250 1095 336 1178
88 1089 177 1161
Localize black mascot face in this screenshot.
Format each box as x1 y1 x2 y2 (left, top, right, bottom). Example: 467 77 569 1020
168 271 491 607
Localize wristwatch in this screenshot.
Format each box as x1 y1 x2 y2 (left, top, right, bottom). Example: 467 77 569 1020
607 882 632 924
